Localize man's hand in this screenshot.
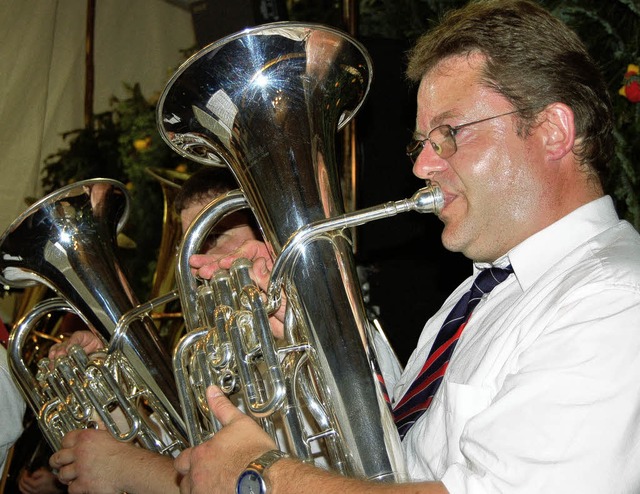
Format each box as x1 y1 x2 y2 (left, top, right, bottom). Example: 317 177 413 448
50 428 179 494
48 330 105 362
173 388 449 494
50 428 131 494
175 385 277 494
189 239 286 337
18 467 65 494
190 239 273 290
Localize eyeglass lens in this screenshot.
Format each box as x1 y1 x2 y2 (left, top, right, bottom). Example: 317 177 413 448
407 126 456 163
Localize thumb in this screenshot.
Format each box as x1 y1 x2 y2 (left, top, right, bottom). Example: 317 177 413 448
174 446 192 475
207 385 245 426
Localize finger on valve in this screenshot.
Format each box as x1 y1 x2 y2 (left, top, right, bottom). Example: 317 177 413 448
48 330 105 362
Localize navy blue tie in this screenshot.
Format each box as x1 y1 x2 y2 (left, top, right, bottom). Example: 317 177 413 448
393 265 513 439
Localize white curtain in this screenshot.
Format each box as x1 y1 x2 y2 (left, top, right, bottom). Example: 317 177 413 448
0 0 195 320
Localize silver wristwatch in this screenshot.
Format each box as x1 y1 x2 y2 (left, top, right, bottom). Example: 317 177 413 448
236 449 289 494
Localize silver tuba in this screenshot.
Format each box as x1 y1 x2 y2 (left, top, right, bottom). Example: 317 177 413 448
1 178 187 454
158 23 443 481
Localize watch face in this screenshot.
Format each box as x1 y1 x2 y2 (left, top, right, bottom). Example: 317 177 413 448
237 469 266 494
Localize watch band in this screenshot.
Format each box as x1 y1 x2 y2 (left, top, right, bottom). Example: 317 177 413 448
247 449 289 474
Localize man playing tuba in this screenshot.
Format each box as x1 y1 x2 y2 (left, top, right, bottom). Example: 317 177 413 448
175 1 640 494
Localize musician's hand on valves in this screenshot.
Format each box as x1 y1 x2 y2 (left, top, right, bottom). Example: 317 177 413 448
50 428 132 494
175 385 277 494
190 239 272 287
189 239 287 338
48 330 105 366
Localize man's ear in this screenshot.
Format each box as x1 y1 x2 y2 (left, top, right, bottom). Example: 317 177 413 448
539 102 576 161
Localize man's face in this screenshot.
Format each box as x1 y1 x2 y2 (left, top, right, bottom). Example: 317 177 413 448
181 199 257 257
412 53 549 262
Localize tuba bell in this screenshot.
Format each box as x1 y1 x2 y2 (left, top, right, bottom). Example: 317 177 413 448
1 178 187 454
145 167 191 349
158 22 443 481
145 166 190 302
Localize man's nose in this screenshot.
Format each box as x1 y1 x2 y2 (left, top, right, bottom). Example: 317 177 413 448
412 143 448 179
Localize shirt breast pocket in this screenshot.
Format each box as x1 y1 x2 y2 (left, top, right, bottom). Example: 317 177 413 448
441 380 493 466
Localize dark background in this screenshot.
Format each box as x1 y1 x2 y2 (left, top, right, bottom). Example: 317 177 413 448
354 37 469 363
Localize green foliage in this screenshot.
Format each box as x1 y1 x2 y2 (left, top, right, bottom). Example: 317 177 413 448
41 111 124 192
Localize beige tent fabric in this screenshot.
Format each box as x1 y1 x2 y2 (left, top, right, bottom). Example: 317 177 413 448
0 0 195 320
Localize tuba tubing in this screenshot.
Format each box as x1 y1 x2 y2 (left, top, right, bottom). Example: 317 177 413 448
173 184 444 460
265 184 444 310
8 297 75 450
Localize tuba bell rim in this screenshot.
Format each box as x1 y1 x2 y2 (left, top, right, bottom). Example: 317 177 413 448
156 21 374 168
0 178 131 289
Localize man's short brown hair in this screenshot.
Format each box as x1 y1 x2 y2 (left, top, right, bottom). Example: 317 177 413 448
407 0 613 183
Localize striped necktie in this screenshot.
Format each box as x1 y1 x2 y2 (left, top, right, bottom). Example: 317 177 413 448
393 265 514 439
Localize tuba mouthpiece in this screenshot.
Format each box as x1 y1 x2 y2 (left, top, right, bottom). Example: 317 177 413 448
410 181 445 215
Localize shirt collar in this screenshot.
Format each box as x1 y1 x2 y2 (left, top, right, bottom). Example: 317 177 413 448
480 196 619 291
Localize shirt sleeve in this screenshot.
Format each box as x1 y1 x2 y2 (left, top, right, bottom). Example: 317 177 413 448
371 328 403 394
0 345 25 473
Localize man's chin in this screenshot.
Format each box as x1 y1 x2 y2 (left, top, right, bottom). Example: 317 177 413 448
440 222 473 256
440 228 462 254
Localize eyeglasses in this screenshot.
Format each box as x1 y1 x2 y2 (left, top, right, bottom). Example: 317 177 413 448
406 109 525 163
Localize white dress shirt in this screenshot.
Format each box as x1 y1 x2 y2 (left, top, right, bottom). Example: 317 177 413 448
390 196 640 493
